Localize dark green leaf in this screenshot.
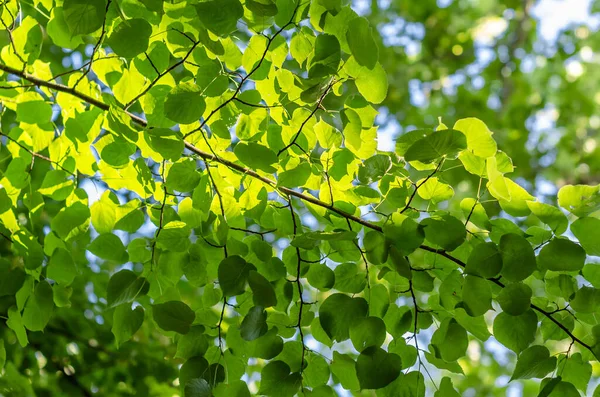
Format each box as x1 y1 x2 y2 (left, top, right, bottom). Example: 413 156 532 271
404 129 467 163
107 270 149 307
355 346 402 390
218 256 256 296
234 142 278 173
538 238 586 272
497 282 532 316
240 306 268 341
499 233 536 282
108 19 152 58
164 83 206 124
346 17 378 69
493 309 537 353
258 361 302 396
465 241 502 278
152 301 195 334
248 271 277 307
195 0 244 36
112 305 144 348
63 0 106 35
511 345 557 380
319 293 368 342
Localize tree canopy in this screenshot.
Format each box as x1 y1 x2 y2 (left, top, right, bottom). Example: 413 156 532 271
0 0 600 396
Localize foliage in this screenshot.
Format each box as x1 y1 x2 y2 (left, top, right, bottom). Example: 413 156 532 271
0 0 599 396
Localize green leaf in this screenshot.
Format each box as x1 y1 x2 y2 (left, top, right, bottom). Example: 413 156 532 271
499 233 536 282
164 83 206 124
213 380 251 397
258 361 302 397
493 309 537 353
378 371 426 397
145 128 185 161
527 201 569 235
107 270 149 307
421 215 466 251
465 241 502 278
538 238 586 272
497 282 532 316
431 318 468 362
435 377 461 397
538 377 563 397
462 275 492 317
234 142 278 173
240 306 268 341
184 378 211 397
167 160 201 192
558 184 600 217
248 271 277 307
383 216 425 255
152 301 195 334
499 179 535 217
570 286 600 313
63 0 107 35
156 221 191 252
571 217 600 257
278 162 311 188
218 256 256 296
91 193 117 233
88 233 128 263
195 0 244 37
0 262 25 297
540 376 581 397
38 170 74 201
319 293 368 342
511 345 557 380
388 246 412 279
355 346 402 390
357 154 392 185
331 352 360 391
309 34 341 78
22 281 54 331
559 352 591 392
175 325 209 360
246 0 278 17
306 263 335 291
417 177 454 204
346 17 378 69
349 316 386 351
47 248 77 285
108 18 152 58
7 306 28 347
454 308 491 341
345 58 388 104
404 129 467 163
333 262 366 293
112 305 144 348
453 118 497 158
